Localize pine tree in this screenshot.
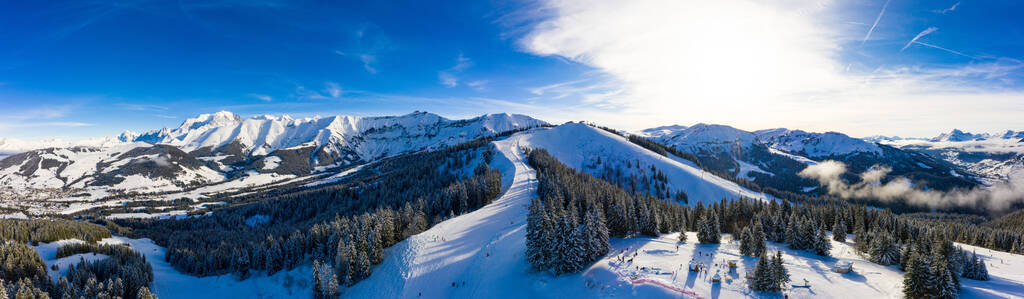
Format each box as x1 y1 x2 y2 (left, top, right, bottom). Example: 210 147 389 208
334 239 352 286
353 251 371 282
854 227 872 254
739 226 754 256
697 210 721 244
931 257 958 299
975 256 989 281
313 260 324 299
137 286 156 299
751 223 767 257
813 225 831 256
868 233 899 265
710 211 721 242
586 208 610 263
832 220 846 242
785 214 799 248
525 198 548 271
749 253 773 291
963 251 989 281
903 252 928 299
770 250 790 291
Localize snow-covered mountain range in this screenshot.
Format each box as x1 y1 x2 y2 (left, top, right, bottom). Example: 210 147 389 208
874 129 1024 184
4 111 1021 212
637 124 976 194
0 111 546 205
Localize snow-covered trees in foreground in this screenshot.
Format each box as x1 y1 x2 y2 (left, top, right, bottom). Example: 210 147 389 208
748 250 790 292
312 260 340 299
0 220 156 299
696 210 721 244
526 148 683 275
832 218 847 242
739 223 766 257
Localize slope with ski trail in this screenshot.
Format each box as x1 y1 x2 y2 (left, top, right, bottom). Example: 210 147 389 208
346 133 539 298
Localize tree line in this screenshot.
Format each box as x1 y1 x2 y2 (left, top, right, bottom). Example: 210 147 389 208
0 219 111 244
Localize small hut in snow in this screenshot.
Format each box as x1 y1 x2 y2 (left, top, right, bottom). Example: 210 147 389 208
833 261 853 274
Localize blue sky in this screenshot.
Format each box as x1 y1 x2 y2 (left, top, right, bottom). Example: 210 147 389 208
1 0 1023 139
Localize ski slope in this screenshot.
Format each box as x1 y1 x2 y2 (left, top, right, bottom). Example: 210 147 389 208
349 126 1024 298
346 132 539 298
349 126 769 298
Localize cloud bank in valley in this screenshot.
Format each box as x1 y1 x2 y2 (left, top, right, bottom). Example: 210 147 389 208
799 160 1024 213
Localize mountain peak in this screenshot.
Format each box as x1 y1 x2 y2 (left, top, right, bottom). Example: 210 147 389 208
932 129 989 142
179 111 243 132
1000 130 1024 140
117 130 139 142
638 124 688 138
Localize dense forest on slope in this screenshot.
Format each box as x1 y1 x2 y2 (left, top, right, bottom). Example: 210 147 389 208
0 219 112 244
0 219 156 299
112 137 505 292
985 209 1024 232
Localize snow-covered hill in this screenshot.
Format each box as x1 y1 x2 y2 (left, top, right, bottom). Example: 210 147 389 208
523 123 770 203
348 125 1024 298
754 128 881 158
0 111 546 212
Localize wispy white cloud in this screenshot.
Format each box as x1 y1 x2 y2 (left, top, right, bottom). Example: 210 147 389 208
359 54 377 74
295 82 344 100
862 0 891 44
117 103 168 112
439 72 458 88
325 82 343 98
912 41 975 59
901 27 939 52
466 80 489 91
334 25 395 74
249 94 273 102
438 53 474 88
932 2 960 14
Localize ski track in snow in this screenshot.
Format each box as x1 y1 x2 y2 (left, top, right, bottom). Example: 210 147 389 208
347 134 538 298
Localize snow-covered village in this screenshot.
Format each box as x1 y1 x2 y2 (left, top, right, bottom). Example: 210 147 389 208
3 0 1024 298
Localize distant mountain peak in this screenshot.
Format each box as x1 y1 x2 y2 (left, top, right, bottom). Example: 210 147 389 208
1000 130 1024 140
932 129 989 142
638 124 688 138
178 110 243 131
